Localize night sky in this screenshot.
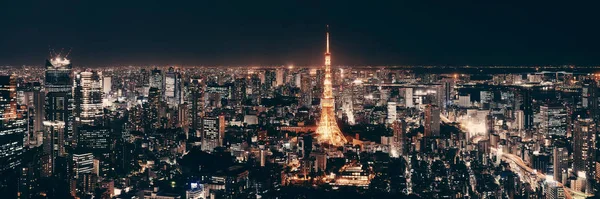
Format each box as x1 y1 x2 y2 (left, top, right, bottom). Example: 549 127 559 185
1 1 599 67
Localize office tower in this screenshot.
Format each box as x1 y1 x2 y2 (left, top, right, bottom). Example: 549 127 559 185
150 68 163 91
147 87 161 129
545 179 566 199
189 79 204 137
537 104 567 136
300 72 312 107
521 88 534 130
32 83 44 142
201 115 225 152
424 104 440 137
582 79 600 193
387 102 397 124
405 87 413 108
165 67 180 108
515 110 525 132
77 126 111 151
102 75 111 95
264 70 276 90
573 118 595 176
232 78 247 107
532 152 550 173
43 121 65 176
553 147 568 184
0 75 26 172
275 68 285 86
71 152 93 178
45 57 74 147
74 71 103 127
391 120 405 158
315 26 347 146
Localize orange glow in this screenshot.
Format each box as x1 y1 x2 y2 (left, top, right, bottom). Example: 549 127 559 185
316 26 347 146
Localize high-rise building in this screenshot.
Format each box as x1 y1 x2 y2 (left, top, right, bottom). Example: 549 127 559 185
232 78 247 107
71 152 93 178
147 87 161 129
537 104 567 136
553 146 568 184
201 115 225 152
189 79 204 138
404 87 413 108
42 121 65 176
165 67 180 107
573 117 596 192
424 104 440 137
74 71 103 127
515 110 524 132
315 26 347 146
0 75 26 172
150 68 163 91
102 75 111 95
275 68 286 87
32 83 44 144
387 102 397 124
77 126 111 151
391 120 405 158
45 57 74 147
574 118 595 173
545 179 566 199
521 88 534 130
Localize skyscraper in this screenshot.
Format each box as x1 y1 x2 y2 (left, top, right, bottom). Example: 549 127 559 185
424 104 440 137
45 57 74 147
315 26 347 146
189 79 204 138
74 71 103 126
201 115 225 152
0 75 26 172
391 120 405 158
32 83 44 144
553 146 568 184
573 117 595 185
545 179 566 199
537 104 567 136
42 121 65 176
165 67 180 108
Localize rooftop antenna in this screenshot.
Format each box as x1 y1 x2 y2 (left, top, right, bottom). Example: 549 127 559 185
65 47 72 58
57 48 64 58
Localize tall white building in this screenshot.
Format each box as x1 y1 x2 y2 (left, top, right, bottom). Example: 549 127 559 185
102 76 111 95
387 102 397 124
74 71 103 126
405 88 413 108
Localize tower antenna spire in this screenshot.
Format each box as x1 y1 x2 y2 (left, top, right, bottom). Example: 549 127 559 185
326 25 330 54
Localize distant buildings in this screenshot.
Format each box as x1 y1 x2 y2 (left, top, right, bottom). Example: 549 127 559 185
201 115 225 152
424 104 440 137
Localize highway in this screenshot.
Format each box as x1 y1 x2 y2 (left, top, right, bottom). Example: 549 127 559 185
443 113 592 198
489 148 595 199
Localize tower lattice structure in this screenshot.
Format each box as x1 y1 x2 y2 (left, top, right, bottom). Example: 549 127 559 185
315 26 347 146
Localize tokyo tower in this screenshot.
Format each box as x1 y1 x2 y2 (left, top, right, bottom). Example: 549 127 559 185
315 26 347 146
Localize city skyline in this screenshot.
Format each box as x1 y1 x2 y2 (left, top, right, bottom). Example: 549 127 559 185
3 1 600 199
2 1 600 66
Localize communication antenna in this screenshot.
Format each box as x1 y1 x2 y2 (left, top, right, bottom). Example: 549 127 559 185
57 48 64 58
65 47 72 58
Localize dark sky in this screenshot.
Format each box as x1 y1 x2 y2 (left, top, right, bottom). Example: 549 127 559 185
1 1 599 67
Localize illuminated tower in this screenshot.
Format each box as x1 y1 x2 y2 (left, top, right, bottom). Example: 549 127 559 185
316 26 347 146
